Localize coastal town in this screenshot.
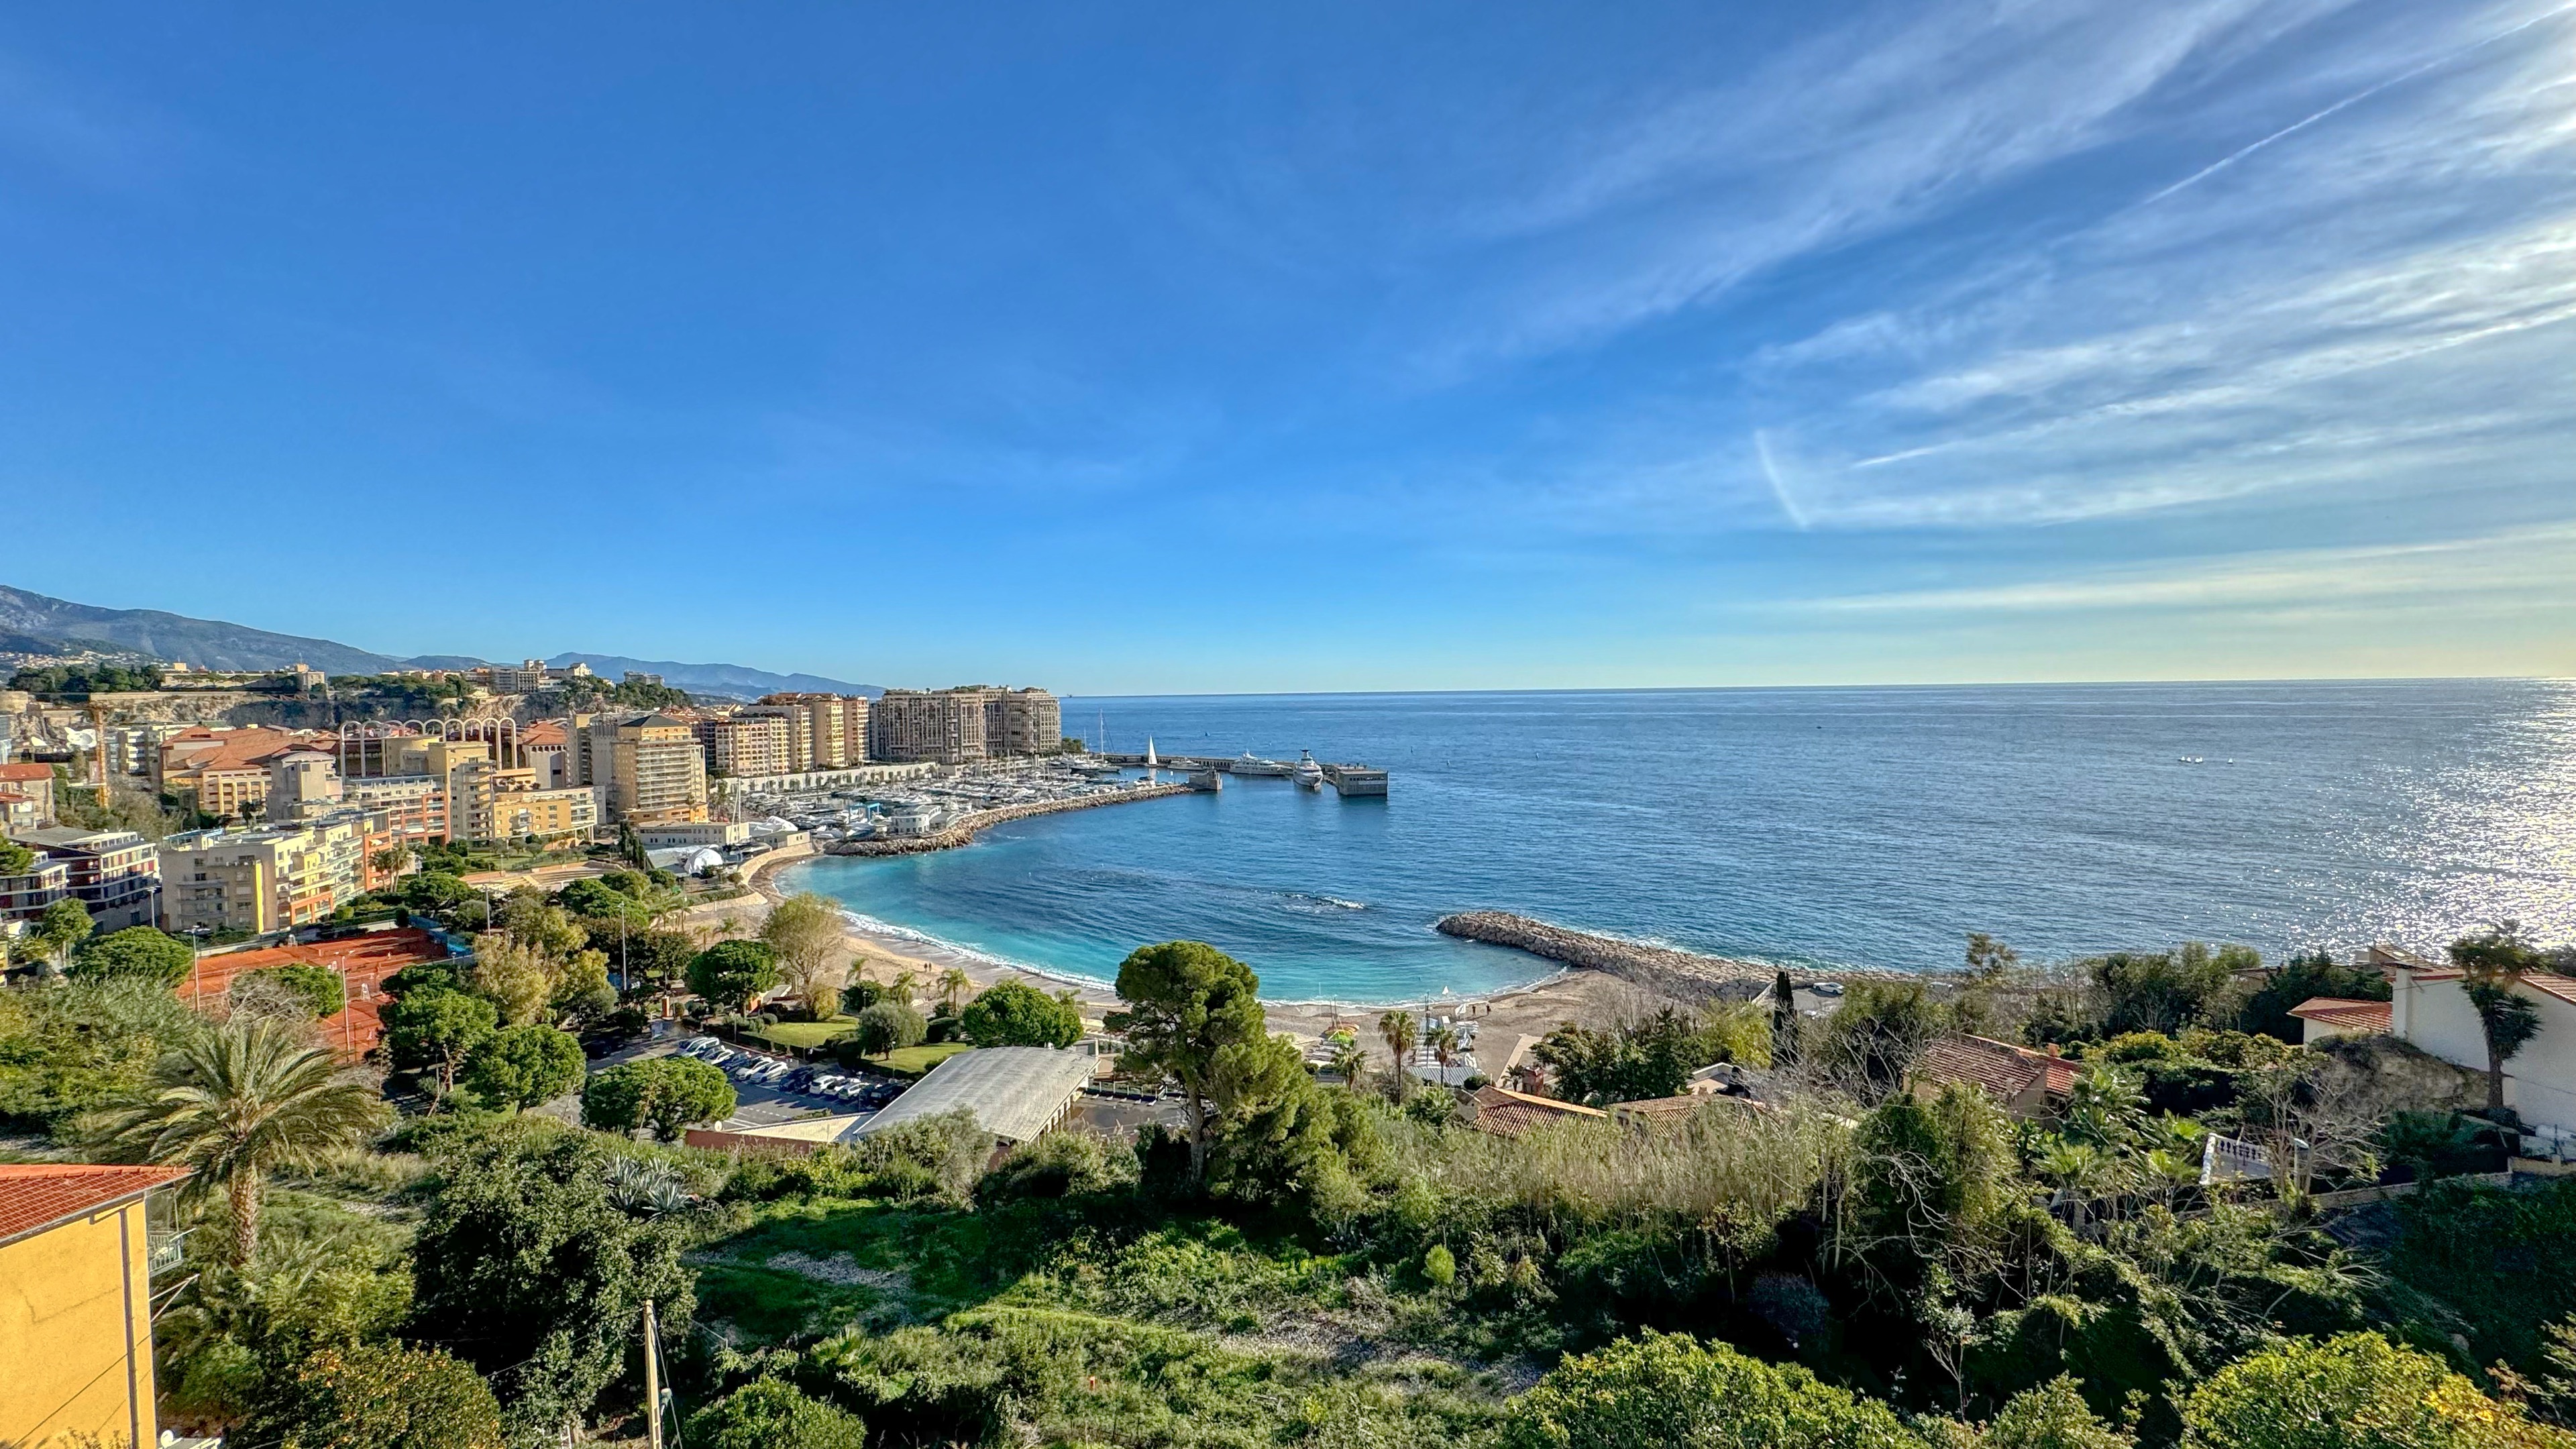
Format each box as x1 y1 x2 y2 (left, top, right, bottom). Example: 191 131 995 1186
7 639 2576 1449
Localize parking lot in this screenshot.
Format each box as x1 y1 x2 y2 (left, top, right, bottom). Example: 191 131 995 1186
669 1034 906 1129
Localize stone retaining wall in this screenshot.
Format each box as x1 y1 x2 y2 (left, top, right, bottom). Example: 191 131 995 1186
1434 910 1911 1002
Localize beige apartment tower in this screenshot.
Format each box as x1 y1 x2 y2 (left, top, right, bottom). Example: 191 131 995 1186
590 713 708 823
868 686 1057 764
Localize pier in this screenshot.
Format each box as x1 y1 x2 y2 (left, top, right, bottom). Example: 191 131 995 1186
1098 750 1390 794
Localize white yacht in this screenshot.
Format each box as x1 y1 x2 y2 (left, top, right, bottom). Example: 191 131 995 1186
1292 751 1324 790
1231 752 1291 776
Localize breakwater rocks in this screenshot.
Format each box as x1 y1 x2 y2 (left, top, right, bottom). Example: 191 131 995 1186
1434 911 1909 1002
824 782 1195 858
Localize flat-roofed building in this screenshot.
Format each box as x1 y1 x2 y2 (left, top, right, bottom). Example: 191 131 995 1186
0 855 71 928
635 819 751 849
855 1045 1106 1145
869 688 990 764
592 713 708 824
266 749 344 822
698 714 793 778
755 694 870 769
160 820 359 936
13 826 159 930
342 773 448 849
986 688 1061 757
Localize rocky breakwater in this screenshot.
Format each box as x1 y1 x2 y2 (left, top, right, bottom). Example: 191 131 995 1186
825 781 1196 858
1435 911 1911 1002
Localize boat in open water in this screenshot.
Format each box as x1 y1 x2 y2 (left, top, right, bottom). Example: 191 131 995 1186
1231 752 1291 776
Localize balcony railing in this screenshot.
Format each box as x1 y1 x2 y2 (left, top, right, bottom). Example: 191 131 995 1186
148 1228 191 1276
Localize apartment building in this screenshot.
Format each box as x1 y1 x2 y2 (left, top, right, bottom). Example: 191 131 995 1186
986 688 1063 757
697 713 793 778
341 773 448 849
588 713 708 824
0 855 71 928
756 693 869 769
447 757 600 844
160 808 391 936
13 827 160 930
486 659 552 692
266 750 344 821
869 688 991 764
868 686 1058 763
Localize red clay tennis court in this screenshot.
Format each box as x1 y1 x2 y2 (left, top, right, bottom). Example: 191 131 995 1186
181 928 458 1059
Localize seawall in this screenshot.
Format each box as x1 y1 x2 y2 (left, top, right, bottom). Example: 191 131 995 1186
1434 910 1910 1002
822 781 1196 858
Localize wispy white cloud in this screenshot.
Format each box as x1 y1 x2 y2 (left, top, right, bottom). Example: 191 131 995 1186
1730 0 2576 531
1805 522 2576 614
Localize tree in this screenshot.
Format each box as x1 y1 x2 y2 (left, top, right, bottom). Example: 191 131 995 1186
761 892 849 1018
461 1024 585 1110
254 1342 506 1449
1106 940 1270 1183
2183 1332 2551 1449
687 938 779 1013
409 1125 696 1434
1429 1023 1460 1079
938 967 973 1016
1772 968 1801 1069
91 1016 389 1265
1813 981 1949 1101
1499 1329 1919 1449
0 838 36 874
2092 943 2247 1036
958 978 1083 1048
2453 927 2547 1116
470 933 560 1026
1956 932 2021 1038
1378 1009 1419 1103
69 926 197 987
400 871 476 918
688 1377 867 1449
2241 949 2392 1042
34 896 94 974
1534 1008 1706 1105
233 963 345 1018
854 1000 927 1058
382 988 500 1102
580 1057 735 1140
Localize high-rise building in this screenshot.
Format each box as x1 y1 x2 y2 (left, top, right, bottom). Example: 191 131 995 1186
869 689 990 764
987 688 1063 757
868 686 1057 763
591 713 708 823
757 694 869 769
696 714 792 779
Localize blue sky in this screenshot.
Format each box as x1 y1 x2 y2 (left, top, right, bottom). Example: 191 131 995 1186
3 1 2571 693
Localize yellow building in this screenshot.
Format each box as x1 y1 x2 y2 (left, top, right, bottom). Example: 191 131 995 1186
590 713 708 824
0 1163 192 1449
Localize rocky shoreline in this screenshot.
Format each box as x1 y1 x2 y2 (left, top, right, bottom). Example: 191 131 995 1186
820 781 1196 857
1434 910 1911 1002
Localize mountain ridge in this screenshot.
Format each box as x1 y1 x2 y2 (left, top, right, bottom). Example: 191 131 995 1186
0 585 877 698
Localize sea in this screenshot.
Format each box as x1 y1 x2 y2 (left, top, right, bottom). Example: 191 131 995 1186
785 680 2576 1006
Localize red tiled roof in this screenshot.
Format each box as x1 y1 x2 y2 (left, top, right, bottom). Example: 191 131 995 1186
0 763 53 782
2400 969 2576 1007
1466 1085 1609 1137
2289 997 2394 1032
1915 1034 2078 1102
183 928 456 1059
0 1164 191 1248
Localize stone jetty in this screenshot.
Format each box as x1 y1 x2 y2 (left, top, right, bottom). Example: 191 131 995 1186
823 781 1195 858
1434 911 1909 1002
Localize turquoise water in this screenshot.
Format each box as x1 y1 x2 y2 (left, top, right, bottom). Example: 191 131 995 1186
788 682 2576 1004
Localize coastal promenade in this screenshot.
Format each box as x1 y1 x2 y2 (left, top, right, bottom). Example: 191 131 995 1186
1436 910 1909 1000
822 779 1196 858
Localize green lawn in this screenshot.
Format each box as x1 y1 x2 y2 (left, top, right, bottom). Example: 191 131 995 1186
753 1016 859 1049
877 1040 974 1076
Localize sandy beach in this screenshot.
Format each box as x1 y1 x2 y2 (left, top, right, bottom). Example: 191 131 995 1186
708 842 1664 1077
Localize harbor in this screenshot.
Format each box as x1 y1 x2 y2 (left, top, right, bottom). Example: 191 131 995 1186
716 743 1392 863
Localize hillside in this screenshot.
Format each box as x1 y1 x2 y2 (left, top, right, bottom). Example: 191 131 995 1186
0 584 878 697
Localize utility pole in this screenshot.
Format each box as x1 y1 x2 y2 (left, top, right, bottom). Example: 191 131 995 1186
642 1297 664 1449
89 702 111 808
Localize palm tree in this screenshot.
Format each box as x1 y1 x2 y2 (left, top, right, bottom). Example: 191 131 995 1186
92 1017 388 1265
940 967 973 1017
1378 1010 1418 1103
1328 1039 1368 1090
2453 926 2546 1115
1428 1024 1460 1083
888 969 918 1012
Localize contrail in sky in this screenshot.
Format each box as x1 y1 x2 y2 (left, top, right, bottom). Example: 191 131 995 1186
1754 429 1811 530
2137 0 2576 209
